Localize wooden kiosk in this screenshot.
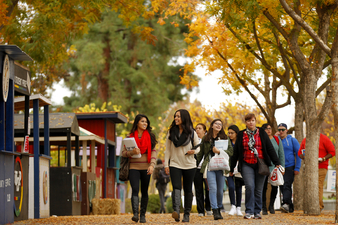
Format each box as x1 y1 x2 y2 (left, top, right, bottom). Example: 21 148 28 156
76 112 128 199
14 112 80 216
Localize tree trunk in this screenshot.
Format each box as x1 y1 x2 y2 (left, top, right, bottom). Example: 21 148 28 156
329 29 338 222
331 105 338 222
302 73 320 215
293 98 304 210
97 37 111 102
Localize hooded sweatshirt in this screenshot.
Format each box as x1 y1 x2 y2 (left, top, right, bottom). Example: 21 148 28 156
281 134 301 171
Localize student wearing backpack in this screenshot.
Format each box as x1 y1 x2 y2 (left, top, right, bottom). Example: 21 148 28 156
153 159 168 213
261 123 285 215
164 109 200 222
122 114 157 223
196 119 233 220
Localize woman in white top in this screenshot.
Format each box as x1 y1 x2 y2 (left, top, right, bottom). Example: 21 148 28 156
193 123 212 216
164 109 200 222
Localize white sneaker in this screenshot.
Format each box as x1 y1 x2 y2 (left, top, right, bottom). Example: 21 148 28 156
228 205 236 215
198 213 204 216
206 210 213 216
236 207 243 216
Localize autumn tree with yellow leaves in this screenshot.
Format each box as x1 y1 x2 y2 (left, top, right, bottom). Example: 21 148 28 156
157 0 338 216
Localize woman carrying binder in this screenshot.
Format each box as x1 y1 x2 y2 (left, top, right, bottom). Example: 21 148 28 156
122 114 157 223
196 119 233 220
164 109 200 222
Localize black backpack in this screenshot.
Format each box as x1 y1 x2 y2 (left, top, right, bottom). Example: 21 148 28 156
158 167 170 184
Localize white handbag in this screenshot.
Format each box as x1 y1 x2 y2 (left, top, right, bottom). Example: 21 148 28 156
269 167 284 186
208 150 230 171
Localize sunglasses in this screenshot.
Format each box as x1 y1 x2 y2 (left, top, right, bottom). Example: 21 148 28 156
278 129 286 132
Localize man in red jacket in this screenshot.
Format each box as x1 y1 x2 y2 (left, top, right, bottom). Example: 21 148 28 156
298 133 335 212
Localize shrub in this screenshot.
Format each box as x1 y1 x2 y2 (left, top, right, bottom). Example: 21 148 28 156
148 194 161 213
125 199 132 213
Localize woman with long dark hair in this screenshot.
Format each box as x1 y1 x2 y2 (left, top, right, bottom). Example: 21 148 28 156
196 119 233 220
164 109 200 222
229 113 281 220
122 114 157 223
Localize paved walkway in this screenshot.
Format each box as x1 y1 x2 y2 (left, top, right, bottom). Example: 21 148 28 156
14 211 336 224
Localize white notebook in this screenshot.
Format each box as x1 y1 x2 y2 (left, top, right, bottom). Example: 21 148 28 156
123 137 141 158
214 140 228 151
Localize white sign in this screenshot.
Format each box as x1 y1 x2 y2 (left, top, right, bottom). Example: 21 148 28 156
327 170 336 192
2 55 10 102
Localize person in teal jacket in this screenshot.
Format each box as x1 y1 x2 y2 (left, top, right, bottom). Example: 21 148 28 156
196 119 233 220
261 123 285 215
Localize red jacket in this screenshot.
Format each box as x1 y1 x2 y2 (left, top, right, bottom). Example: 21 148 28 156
297 134 335 169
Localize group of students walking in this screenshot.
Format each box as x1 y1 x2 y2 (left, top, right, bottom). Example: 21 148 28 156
121 109 332 223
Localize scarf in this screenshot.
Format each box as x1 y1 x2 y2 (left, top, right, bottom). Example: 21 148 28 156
169 126 191 148
246 127 258 158
130 129 152 163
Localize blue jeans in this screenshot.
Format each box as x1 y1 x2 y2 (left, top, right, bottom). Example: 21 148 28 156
207 170 225 209
280 166 295 205
241 163 266 215
227 175 243 207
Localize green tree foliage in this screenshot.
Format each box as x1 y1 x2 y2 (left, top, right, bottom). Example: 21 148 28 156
61 10 196 130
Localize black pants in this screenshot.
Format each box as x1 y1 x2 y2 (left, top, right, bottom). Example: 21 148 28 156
129 169 151 198
156 183 167 213
280 166 294 205
170 167 196 194
194 168 211 214
262 176 278 207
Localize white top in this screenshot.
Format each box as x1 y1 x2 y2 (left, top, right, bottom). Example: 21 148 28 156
164 131 200 169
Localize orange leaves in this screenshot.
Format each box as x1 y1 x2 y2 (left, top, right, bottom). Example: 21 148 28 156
180 74 199 89
0 0 9 33
13 211 338 224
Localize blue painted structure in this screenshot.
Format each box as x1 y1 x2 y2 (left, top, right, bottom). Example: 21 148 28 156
0 45 32 224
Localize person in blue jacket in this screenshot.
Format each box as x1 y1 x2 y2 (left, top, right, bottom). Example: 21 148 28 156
277 123 301 213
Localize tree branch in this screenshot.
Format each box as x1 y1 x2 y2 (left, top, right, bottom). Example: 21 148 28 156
279 0 332 57
263 9 289 41
316 78 331 96
253 20 266 62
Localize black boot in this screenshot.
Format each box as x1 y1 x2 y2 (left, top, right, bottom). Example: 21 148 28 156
262 196 268 215
131 196 139 222
182 193 193 222
139 197 148 223
269 204 275 214
212 209 222 220
218 208 223 219
269 193 276 214
172 189 181 222
262 205 268 215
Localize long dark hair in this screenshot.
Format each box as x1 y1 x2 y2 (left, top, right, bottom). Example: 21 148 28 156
204 119 227 142
169 109 193 137
130 114 157 149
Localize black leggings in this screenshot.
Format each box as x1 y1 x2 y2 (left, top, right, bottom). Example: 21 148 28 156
170 167 196 194
129 169 151 198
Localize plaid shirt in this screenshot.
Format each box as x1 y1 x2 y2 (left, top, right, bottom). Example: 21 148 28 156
243 129 264 164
